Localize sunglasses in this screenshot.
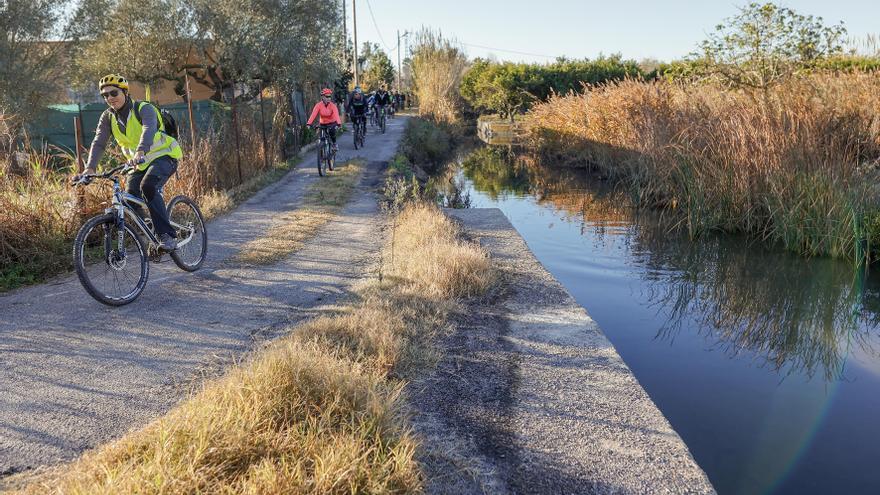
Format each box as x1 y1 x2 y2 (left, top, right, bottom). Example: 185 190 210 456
322 95 331 98
101 89 121 98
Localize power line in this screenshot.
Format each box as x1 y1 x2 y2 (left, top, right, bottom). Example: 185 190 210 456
364 0 392 51
459 41 560 59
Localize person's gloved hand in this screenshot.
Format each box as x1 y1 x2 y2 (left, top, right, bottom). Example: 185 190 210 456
71 174 92 185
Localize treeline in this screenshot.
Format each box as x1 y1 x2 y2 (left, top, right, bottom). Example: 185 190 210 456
460 55 642 119
522 2 880 262
650 54 880 84
0 0 344 138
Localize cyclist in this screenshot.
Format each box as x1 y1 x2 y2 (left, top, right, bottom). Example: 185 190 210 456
375 86 392 118
346 86 368 136
306 88 342 151
78 74 183 251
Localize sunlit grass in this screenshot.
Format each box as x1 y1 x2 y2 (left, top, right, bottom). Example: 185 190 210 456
13 202 495 494
232 161 363 266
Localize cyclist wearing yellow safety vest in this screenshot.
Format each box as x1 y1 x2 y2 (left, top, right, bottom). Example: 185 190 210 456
82 74 183 251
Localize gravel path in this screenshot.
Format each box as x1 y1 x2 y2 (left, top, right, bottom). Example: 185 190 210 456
0 116 407 480
410 208 715 494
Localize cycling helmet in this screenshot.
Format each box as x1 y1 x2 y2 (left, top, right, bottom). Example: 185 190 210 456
321 88 333 96
99 74 129 91
354 86 363 94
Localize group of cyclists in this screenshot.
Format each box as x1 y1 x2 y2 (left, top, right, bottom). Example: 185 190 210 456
70 74 410 304
75 75 403 257
305 85 404 152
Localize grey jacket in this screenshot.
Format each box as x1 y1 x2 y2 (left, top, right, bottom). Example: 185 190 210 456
85 98 159 172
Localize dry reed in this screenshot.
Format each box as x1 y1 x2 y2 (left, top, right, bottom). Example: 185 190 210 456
524 73 880 259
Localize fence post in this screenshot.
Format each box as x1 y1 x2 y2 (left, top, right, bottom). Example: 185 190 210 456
185 73 197 148
258 79 269 170
73 116 86 216
230 84 243 184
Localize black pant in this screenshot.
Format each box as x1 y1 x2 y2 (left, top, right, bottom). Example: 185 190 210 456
350 114 366 130
127 156 178 238
320 125 337 144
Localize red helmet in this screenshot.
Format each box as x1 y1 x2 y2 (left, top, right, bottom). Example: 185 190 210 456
321 88 332 96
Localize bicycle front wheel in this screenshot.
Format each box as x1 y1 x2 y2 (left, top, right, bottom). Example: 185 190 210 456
168 195 207 272
73 213 149 306
318 143 328 176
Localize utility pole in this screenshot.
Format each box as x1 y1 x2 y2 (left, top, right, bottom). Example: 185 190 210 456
342 0 347 70
352 0 359 88
397 30 409 93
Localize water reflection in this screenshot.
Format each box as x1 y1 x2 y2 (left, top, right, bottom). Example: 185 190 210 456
459 146 880 382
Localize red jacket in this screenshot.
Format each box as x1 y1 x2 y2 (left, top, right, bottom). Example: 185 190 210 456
307 101 341 126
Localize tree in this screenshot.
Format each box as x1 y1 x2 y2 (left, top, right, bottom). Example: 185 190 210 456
73 0 193 92
461 60 538 121
460 56 641 120
697 2 847 90
361 45 394 91
76 0 343 101
0 0 90 156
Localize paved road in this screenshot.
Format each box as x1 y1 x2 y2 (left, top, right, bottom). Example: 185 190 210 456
0 116 407 478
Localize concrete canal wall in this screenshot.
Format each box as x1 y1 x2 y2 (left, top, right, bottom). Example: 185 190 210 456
409 207 715 494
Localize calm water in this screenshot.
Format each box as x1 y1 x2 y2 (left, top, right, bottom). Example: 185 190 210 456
452 147 880 494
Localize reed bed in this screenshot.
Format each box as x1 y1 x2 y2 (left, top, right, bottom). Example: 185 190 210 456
524 73 880 259
15 203 496 494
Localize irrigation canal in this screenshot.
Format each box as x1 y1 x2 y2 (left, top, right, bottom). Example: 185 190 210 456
450 145 880 495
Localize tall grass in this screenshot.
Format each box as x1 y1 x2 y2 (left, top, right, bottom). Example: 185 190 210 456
524 73 880 259
0 111 291 291
14 203 496 494
410 29 468 124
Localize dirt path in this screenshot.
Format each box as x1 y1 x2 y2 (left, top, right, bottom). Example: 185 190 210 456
0 116 407 479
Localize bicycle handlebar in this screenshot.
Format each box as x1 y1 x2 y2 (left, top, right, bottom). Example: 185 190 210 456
72 162 137 186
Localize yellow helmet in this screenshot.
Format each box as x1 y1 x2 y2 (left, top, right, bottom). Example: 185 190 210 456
99 74 129 91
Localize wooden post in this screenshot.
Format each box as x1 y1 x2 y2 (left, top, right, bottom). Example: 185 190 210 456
185 73 197 147
73 116 86 215
258 80 269 170
230 85 243 184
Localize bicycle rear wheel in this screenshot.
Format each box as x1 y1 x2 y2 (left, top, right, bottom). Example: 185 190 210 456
167 195 207 271
73 213 149 306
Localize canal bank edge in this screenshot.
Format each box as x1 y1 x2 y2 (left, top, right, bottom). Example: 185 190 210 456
409 207 715 494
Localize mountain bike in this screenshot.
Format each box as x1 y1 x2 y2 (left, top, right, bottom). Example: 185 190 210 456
315 124 337 176
351 115 366 149
370 107 378 128
71 162 208 306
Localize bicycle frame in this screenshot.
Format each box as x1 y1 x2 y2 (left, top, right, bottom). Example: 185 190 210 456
102 173 195 250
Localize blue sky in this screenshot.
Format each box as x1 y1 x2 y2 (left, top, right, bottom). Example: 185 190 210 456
350 0 880 63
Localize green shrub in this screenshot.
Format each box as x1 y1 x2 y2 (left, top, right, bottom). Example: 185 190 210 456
400 118 453 171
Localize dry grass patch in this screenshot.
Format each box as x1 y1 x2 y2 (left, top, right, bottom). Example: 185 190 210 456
525 73 880 259
14 201 495 494
232 161 363 265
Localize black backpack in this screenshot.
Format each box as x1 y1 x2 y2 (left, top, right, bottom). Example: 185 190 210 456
133 101 179 140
